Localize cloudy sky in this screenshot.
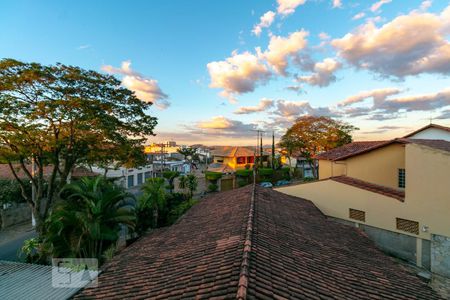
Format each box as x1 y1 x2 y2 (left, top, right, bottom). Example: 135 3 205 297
1 0 449 145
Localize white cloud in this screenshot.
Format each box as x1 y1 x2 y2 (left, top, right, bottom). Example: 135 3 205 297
252 11 276 36
277 0 307 16
332 0 342 8
193 116 258 137
332 4 450 77
352 12 366 20
338 88 402 107
77 44 91 50
318 32 330 40
258 30 309 75
370 0 392 13
297 58 341 87
207 51 271 103
234 98 274 114
101 61 169 110
420 0 432 11
274 100 337 117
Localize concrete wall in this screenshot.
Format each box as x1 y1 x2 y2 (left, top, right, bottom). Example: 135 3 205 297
345 143 405 189
318 160 346 180
0 203 31 229
431 234 450 277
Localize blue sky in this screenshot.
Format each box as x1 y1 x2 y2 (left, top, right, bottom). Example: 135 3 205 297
1 0 449 145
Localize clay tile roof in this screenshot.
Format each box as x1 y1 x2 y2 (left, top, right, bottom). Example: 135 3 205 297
331 175 405 201
405 139 450 153
0 164 100 180
403 123 450 137
315 141 387 161
212 146 267 158
75 185 440 299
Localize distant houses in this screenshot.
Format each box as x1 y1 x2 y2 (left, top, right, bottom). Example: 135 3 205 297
278 124 450 279
209 146 269 172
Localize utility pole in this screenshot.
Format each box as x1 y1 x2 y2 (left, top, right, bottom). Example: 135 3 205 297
272 131 275 170
31 156 36 228
260 132 263 167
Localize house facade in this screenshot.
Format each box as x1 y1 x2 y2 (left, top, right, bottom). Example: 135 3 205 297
91 165 154 189
210 146 267 171
277 125 450 279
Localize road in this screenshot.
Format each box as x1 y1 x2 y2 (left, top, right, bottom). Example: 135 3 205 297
0 225 36 261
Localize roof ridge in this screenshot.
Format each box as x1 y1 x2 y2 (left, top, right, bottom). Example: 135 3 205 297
236 184 256 300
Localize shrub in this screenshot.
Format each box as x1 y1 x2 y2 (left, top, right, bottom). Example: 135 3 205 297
0 179 30 206
167 199 198 225
235 169 252 177
207 183 218 193
205 171 222 181
237 179 249 188
258 168 274 176
303 177 316 182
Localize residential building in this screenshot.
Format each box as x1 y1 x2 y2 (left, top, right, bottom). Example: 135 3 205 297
91 165 154 189
404 123 450 141
210 146 268 172
75 186 440 299
152 160 190 176
278 124 450 279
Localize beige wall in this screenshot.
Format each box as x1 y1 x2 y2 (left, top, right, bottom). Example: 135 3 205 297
277 144 450 240
404 143 450 237
345 143 405 189
318 160 346 180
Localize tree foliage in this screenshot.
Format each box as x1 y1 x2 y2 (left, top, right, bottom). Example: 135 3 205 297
43 176 136 260
137 178 166 232
0 59 157 232
279 116 357 178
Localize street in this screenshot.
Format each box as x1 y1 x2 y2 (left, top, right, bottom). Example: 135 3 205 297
0 222 36 261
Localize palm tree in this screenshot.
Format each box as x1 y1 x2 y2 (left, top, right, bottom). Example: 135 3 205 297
163 171 179 193
186 174 198 198
178 175 187 193
138 178 166 231
44 176 136 260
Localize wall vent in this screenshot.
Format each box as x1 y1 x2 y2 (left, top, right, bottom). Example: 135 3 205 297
396 218 419 235
349 208 365 222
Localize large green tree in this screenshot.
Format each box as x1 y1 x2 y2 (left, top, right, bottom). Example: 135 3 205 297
279 116 357 178
0 59 157 233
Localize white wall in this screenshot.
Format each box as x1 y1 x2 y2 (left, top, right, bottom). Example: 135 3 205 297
408 128 450 141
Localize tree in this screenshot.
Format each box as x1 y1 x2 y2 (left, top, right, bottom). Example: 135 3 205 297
178 175 187 193
186 174 198 198
0 59 157 233
43 176 136 260
162 170 179 193
280 116 357 178
138 178 166 231
177 147 197 171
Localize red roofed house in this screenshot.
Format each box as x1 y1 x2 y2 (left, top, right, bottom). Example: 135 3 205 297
75 186 441 299
210 146 268 172
278 124 450 281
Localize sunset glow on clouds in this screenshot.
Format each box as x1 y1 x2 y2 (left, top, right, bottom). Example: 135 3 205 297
3 0 449 145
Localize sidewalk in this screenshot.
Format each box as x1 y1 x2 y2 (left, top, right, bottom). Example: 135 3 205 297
0 221 34 246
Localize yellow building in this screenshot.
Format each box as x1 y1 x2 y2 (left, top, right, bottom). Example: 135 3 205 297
210 146 267 171
277 125 450 278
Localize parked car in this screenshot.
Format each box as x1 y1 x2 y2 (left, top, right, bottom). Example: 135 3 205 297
274 180 290 187
260 182 273 188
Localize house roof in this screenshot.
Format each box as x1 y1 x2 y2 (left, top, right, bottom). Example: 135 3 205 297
315 141 387 161
403 123 450 138
0 164 100 180
331 175 405 201
207 163 235 174
212 146 267 158
75 185 439 299
0 260 95 300
317 138 450 161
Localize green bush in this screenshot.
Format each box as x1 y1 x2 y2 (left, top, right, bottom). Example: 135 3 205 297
167 199 198 224
237 179 249 188
258 168 274 176
303 177 316 182
235 169 252 177
207 183 218 193
205 171 222 181
0 179 30 206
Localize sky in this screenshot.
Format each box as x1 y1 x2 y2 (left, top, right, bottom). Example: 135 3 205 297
1 0 449 145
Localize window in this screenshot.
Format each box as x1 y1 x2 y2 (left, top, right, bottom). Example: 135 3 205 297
217 159 224 163
237 157 246 164
349 208 365 222
247 156 255 164
127 175 134 188
137 173 143 185
396 218 419 235
398 169 405 188
144 171 151 179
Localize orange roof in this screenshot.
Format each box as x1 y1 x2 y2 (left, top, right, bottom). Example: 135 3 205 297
212 146 267 157
0 164 99 180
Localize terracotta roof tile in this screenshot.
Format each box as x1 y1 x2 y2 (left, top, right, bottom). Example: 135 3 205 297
315 141 387 161
75 185 440 299
212 147 268 158
330 175 405 201
0 164 99 180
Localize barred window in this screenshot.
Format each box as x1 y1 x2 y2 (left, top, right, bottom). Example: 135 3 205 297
398 168 405 188
396 218 419 235
349 208 365 222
